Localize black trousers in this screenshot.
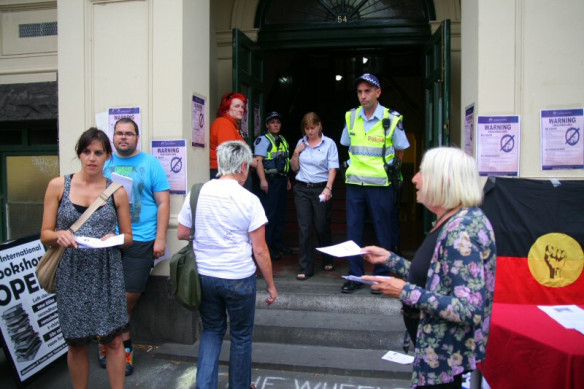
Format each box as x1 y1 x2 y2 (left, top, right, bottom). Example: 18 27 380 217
293 183 333 275
257 174 288 250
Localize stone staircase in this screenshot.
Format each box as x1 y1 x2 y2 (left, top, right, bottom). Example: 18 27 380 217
156 268 412 380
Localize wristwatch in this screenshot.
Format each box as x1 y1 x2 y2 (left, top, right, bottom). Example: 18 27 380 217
326 186 333 191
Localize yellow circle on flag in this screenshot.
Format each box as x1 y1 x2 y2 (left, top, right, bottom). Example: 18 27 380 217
528 233 584 287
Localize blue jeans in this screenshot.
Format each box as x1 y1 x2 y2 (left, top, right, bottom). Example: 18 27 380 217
196 274 257 389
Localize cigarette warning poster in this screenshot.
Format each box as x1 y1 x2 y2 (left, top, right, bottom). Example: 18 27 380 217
0 235 67 383
477 115 520 176
541 108 584 170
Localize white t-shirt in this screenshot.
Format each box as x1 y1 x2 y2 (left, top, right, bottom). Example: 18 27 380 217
177 179 267 279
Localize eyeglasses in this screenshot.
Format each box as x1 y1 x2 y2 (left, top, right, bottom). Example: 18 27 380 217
114 132 137 137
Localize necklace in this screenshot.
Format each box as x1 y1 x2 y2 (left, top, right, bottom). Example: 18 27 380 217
431 206 461 231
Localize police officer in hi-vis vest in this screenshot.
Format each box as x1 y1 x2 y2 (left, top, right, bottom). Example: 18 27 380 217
254 111 292 260
340 73 410 293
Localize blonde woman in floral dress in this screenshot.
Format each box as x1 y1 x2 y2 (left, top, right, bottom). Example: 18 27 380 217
362 147 496 389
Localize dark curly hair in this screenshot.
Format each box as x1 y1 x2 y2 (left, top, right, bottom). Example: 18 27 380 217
75 127 112 157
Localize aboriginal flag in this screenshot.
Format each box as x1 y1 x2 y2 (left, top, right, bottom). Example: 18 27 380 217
482 177 584 305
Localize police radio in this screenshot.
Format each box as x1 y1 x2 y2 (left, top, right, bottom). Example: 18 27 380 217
381 118 401 199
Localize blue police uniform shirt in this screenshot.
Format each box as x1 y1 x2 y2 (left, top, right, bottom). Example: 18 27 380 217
340 103 410 151
294 134 340 183
254 133 290 173
254 134 280 158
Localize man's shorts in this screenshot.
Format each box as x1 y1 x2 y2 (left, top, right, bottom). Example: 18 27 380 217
121 240 155 293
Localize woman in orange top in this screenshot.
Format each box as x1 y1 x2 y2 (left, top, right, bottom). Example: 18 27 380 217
209 92 247 179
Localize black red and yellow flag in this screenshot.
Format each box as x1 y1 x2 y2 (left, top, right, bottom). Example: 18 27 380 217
482 177 584 305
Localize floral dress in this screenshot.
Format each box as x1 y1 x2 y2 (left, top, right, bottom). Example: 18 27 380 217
55 175 128 345
385 207 497 388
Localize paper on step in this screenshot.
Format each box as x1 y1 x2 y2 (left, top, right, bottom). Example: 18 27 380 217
381 350 414 364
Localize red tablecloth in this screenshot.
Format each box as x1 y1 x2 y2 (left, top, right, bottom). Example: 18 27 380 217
481 303 584 389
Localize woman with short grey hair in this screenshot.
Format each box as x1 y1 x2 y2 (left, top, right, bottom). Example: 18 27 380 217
362 147 496 389
177 140 277 389
217 139 253 177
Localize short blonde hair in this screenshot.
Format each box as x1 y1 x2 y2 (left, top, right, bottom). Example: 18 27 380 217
300 112 323 137
418 147 483 209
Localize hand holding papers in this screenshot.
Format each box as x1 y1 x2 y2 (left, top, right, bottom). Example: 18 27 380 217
342 275 393 285
75 234 125 249
316 240 368 257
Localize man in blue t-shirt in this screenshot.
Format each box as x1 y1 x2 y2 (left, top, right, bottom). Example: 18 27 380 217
102 117 170 375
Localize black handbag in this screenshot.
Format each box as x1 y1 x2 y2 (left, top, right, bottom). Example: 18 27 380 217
169 183 204 311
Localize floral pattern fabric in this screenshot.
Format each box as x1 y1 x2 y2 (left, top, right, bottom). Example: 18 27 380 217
385 207 496 388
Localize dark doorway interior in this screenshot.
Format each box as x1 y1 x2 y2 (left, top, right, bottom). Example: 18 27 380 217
262 47 426 251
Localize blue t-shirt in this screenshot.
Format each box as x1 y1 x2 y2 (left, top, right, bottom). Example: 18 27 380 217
104 152 170 241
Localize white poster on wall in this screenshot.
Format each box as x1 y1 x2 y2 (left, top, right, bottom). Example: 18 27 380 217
254 103 261 137
477 115 520 176
464 104 475 156
541 108 584 170
191 95 206 148
151 139 187 195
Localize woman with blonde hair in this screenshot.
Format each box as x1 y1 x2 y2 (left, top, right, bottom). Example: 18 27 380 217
362 147 496 388
290 112 339 280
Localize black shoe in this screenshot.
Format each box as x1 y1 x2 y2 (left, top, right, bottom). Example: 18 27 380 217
277 247 293 256
270 250 282 260
341 281 363 294
370 289 382 295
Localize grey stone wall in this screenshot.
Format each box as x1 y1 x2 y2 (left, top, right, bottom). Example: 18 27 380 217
131 275 201 345
0 82 58 121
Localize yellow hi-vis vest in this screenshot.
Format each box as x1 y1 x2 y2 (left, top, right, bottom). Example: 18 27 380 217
263 133 290 175
345 107 401 186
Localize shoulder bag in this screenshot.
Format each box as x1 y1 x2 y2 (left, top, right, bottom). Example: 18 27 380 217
169 182 204 311
36 182 122 293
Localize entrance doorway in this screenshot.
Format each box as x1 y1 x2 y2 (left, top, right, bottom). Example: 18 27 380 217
262 47 426 251
232 1 449 252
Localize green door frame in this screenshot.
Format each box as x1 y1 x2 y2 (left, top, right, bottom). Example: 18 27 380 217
235 20 451 149
423 19 451 231
233 29 265 146
425 19 451 149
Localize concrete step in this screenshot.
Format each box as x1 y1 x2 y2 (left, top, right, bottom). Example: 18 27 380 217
255 276 403 315
253 308 406 350
152 257 412 381
155 341 413 380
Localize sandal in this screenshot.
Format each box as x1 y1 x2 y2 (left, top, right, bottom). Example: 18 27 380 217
323 264 335 271
296 273 311 281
